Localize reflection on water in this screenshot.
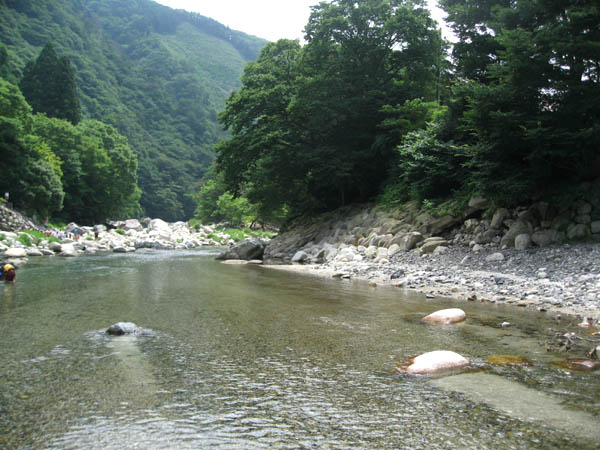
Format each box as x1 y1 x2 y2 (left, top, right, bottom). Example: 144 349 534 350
0 249 598 449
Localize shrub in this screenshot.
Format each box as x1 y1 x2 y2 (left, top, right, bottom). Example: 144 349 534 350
17 233 32 247
115 229 125 235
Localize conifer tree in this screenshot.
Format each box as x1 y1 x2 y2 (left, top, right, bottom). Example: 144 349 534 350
20 42 81 125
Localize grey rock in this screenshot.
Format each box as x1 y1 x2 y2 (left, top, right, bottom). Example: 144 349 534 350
428 215 460 235
216 238 266 261
106 322 142 336
468 196 489 210
567 223 589 240
574 214 591 225
514 233 531 251
490 208 510 229
292 250 309 263
26 248 43 256
124 219 143 231
591 221 600 234
486 252 505 262
531 229 562 247
500 219 533 247
401 232 423 251
4 247 27 258
420 238 448 255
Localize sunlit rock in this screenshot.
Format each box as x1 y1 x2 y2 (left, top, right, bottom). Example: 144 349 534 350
4 247 27 258
59 243 77 257
404 350 470 375
422 308 466 324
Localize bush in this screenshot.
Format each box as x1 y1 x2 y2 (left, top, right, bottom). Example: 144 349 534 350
115 228 125 235
17 233 32 247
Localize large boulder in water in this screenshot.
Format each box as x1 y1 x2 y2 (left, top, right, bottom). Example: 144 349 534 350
422 308 466 324
106 322 142 335
405 350 470 375
216 238 266 261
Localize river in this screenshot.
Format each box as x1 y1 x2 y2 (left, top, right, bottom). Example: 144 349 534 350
0 249 598 449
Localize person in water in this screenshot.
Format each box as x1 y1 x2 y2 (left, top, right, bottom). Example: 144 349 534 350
0 263 16 282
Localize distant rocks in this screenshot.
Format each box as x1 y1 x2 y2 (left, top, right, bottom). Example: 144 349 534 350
1 212 253 259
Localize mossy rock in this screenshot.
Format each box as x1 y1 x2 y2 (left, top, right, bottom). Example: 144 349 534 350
487 354 532 366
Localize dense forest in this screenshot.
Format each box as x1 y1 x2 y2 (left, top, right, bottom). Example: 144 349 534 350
0 0 265 222
1 0 598 227
208 0 599 224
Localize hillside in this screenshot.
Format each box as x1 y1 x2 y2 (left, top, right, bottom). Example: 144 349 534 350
0 0 266 221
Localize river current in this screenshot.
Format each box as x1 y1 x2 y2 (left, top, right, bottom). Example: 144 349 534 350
0 249 598 449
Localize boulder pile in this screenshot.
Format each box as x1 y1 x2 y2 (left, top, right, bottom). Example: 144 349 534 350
1 216 236 258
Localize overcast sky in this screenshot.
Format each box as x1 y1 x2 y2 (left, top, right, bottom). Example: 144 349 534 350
154 0 452 43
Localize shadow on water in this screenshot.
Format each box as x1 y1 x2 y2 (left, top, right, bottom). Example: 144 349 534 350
0 249 598 449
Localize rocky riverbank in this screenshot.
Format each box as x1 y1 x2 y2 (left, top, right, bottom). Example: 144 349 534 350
0 204 237 259
260 196 600 322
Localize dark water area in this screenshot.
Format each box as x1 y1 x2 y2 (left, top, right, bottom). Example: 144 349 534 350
0 249 598 449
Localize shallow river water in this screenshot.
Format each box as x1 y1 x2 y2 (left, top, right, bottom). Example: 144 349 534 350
0 249 599 449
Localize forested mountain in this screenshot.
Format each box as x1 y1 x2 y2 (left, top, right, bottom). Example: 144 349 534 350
0 0 265 221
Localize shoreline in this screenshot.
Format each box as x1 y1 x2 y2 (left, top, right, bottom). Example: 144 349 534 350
263 242 600 322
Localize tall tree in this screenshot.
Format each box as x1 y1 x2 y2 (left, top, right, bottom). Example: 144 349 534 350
19 42 81 125
440 0 600 200
216 0 445 216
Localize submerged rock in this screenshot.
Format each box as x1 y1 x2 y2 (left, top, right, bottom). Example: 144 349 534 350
487 354 532 366
402 350 470 375
422 308 466 324
106 322 142 336
552 359 600 372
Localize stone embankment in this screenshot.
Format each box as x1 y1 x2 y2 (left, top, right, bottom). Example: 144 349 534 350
262 191 600 321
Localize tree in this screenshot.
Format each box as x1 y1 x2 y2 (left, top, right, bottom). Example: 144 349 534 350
0 78 64 216
216 0 445 217
440 0 600 201
19 42 81 125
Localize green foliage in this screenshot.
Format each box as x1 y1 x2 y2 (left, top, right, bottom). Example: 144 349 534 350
0 76 140 223
222 228 245 242
115 229 125 235
0 0 266 221
217 0 446 218
20 229 45 245
20 42 81 124
17 233 32 247
439 0 600 204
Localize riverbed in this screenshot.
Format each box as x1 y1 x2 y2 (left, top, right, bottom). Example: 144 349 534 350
0 249 598 448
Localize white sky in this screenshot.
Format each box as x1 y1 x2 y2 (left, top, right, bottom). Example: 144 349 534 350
154 0 452 43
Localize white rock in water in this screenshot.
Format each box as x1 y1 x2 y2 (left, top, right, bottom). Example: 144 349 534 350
406 350 470 375
4 247 27 258
422 308 466 324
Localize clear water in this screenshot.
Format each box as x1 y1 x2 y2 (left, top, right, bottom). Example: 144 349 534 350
0 249 598 449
